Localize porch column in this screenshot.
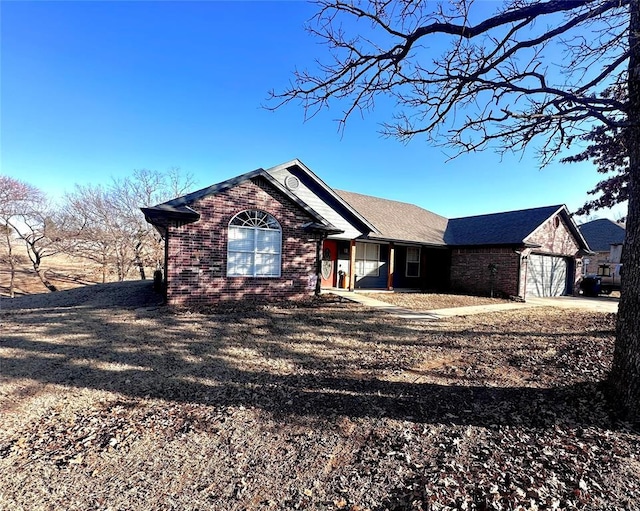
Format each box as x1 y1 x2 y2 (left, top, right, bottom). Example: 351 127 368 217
387 242 395 290
349 240 356 291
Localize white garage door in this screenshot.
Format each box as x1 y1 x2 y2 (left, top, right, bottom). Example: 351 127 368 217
526 254 568 297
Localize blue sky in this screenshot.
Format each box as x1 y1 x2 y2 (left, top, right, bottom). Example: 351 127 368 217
1 1 626 220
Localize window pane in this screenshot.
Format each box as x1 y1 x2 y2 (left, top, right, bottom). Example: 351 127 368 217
406 262 420 277
406 247 420 277
355 243 380 277
366 244 379 260
255 253 280 276
407 247 420 263
228 251 254 276
228 227 254 252
256 229 281 254
363 260 379 276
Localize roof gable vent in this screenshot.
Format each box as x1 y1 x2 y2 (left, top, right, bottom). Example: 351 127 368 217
284 175 300 190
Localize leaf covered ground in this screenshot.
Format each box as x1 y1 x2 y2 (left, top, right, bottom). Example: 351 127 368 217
359 292 510 310
0 282 638 510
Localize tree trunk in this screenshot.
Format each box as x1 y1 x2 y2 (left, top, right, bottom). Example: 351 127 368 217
33 265 58 292
29 249 58 292
8 251 15 299
609 0 640 423
135 240 146 280
4 229 15 298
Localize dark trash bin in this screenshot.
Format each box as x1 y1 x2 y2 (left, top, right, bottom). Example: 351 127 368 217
153 269 164 293
580 275 601 297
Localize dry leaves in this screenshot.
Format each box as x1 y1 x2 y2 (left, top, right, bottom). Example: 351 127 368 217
0 283 638 510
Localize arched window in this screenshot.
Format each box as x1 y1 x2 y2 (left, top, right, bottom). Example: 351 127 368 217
227 210 282 277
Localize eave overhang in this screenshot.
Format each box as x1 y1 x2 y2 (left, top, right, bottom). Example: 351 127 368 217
302 222 344 236
141 205 200 229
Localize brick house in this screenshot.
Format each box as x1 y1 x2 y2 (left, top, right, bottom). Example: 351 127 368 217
445 206 588 298
142 159 591 305
578 218 626 273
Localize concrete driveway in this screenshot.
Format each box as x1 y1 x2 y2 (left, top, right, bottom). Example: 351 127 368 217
525 295 619 314
329 290 619 320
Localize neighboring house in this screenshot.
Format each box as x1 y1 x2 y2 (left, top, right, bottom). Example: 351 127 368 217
142 159 591 306
579 218 626 272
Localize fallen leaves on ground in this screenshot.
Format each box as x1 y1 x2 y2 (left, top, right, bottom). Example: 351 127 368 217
0 283 638 510
359 292 510 310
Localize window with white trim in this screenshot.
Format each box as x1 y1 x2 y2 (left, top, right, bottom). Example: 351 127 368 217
355 242 380 278
406 247 421 277
227 210 281 277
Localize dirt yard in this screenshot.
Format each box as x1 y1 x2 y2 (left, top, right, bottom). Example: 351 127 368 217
0 248 156 297
1 282 638 510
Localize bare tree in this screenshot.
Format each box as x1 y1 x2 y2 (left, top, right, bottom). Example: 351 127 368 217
60 183 130 282
0 175 62 293
109 168 195 280
271 0 640 420
61 168 195 282
0 176 40 297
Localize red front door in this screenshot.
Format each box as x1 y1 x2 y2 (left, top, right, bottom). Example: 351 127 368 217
320 240 338 288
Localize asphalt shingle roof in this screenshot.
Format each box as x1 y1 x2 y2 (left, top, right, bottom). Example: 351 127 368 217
335 190 449 245
579 218 626 252
444 205 564 246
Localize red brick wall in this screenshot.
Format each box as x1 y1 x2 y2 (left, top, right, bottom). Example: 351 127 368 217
450 247 521 297
450 214 584 298
525 215 580 255
166 177 317 306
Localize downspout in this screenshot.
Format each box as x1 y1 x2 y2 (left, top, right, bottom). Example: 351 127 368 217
514 249 522 299
315 234 325 297
522 253 529 301
163 226 170 303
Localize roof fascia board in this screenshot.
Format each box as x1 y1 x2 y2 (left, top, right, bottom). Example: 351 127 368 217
561 208 592 250
268 159 380 235
149 165 335 229
360 234 448 248
141 205 200 225
257 171 335 227
163 168 266 207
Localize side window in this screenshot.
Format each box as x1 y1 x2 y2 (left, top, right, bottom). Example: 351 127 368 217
227 210 281 277
355 242 380 277
406 247 421 277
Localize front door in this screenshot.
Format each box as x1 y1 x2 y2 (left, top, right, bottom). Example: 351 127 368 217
321 240 338 288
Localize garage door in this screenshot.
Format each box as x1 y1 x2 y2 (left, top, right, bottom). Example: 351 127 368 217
526 254 568 297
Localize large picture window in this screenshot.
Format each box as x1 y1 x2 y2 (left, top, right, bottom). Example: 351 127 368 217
406 247 421 277
227 210 281 277
355 242 380 278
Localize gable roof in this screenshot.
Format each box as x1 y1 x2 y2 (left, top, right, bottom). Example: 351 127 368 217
266 159 378 236
142 166 341 233
335 190 449 246
141 159 589 252
578 218 626 252
444 205 567 246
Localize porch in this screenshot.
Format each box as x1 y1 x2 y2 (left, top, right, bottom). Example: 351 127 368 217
319 239 451 292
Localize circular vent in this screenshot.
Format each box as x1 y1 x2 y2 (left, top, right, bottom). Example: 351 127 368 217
284 175 300 190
